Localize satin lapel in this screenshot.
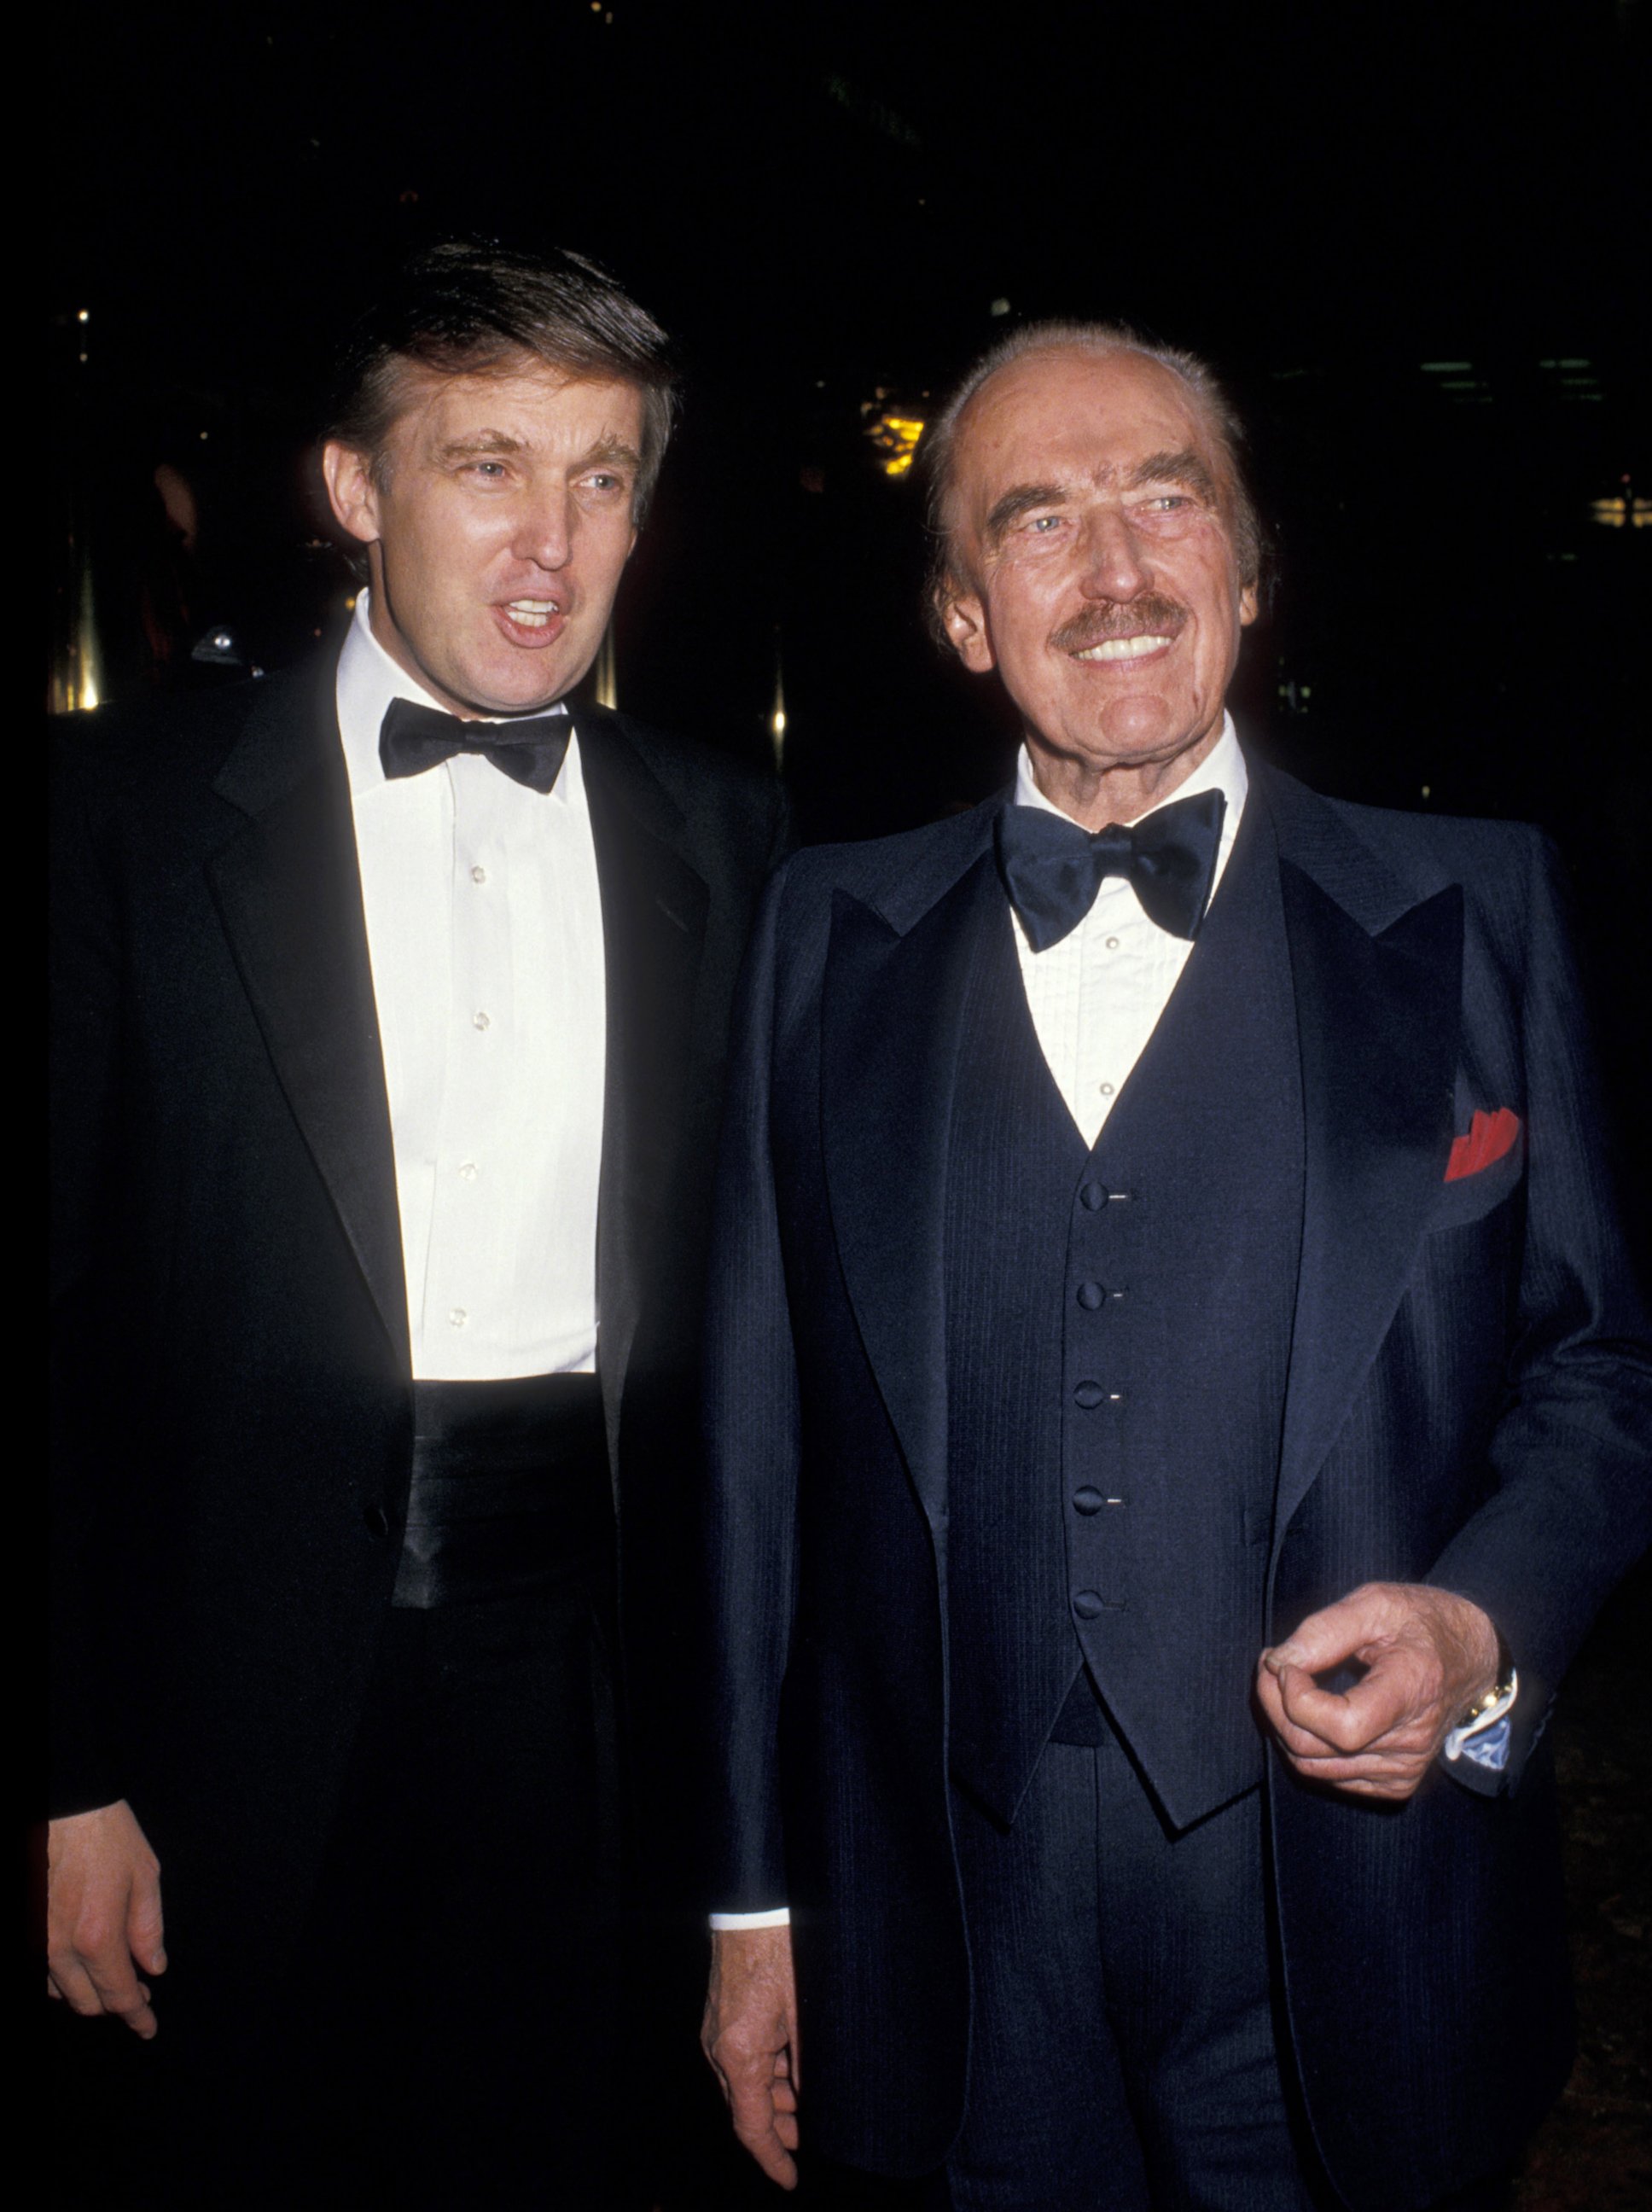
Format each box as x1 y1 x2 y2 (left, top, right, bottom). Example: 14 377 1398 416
206 668 409 1369
579 712 709 1467
822 849 1003 1540
1271 783 1463 1548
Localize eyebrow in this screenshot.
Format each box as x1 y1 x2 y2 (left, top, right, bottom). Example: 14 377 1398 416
981 448 1221 547
434 429 526 463
1125 447 1220 501
430 430 642 474
579 435 643 474
983 481 1067 547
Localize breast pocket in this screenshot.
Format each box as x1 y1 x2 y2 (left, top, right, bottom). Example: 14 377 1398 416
1428 1132 1525 1232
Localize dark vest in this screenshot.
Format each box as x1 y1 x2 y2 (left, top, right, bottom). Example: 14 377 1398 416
943 797 1305 1833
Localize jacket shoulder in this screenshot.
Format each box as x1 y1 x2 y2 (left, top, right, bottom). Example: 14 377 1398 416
1311 787 1548 875
1265 766 1556 927
773 800 999 917
50 672 305 813
592 707 783 838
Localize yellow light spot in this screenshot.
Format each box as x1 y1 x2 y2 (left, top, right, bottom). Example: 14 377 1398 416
866 413 924 479
77 308 90 323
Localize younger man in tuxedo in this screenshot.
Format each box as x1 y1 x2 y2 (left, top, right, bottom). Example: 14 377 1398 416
49 241 788 2204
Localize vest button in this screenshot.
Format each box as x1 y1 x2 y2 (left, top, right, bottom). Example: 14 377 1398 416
1079 1181 1105 1211
1076 1281 1105 1311
1072 1487 1106 1515
1073 1381 1106 1409
363 1504 391 1539
1072 1589 1105 1620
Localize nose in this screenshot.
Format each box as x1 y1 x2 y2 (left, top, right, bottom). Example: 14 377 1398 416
515 486 574 572
1077 507 1150 602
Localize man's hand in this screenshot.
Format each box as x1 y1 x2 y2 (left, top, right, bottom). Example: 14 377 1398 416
701 1924 800 2189
46 1801 166 2037
1257 1582 1500 1802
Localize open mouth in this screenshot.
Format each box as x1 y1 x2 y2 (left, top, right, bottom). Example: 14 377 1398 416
1072 633 1174 663
503 598 561 630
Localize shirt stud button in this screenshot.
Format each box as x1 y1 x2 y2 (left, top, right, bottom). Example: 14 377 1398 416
449 1307 468 1328
472 1010 491 1031
458 1161 478 1181
471 864 487 885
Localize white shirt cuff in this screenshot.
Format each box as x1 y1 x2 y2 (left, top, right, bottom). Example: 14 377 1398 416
1443 1669 1519 1773
709 1906 792 1930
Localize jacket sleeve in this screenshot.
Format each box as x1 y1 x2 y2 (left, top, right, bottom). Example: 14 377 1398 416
1428 831 1652 1789
698 863 802 1910
49 736 131 1818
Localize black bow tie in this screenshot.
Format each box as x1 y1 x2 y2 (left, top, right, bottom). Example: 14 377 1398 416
995 787 1227 950
378 696 572 795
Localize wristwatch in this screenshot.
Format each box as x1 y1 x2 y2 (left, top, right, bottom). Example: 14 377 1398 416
1443 1652 1518 1766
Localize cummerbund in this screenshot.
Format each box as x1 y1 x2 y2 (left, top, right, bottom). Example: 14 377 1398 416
391 1373 612 1610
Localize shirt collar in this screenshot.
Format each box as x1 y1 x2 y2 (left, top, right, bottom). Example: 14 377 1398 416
1012 711 1247 830
335 590 570 800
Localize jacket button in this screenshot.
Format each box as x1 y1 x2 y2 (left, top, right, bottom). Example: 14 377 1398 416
1073 1381 1106 1409
363 1504 391 1539
1079 1181 1105 1211
1076 1281 1105 1310
1073 1487 1105 1515
1072 1589 1105 1620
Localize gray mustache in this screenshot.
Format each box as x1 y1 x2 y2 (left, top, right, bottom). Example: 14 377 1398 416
1050 597 1187 654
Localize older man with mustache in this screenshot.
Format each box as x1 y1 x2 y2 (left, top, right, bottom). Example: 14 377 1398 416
697 323 1651 2210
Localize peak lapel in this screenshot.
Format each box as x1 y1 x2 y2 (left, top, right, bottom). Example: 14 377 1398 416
1270 777 1463 1548
206 667 409 1370
822 831 1002 1539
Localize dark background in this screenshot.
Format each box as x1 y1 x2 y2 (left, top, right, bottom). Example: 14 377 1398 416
47 2 1649 2197
49 0 1649 1239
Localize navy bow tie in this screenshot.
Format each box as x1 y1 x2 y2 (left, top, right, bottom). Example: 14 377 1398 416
995 788 1227 951
378 696 571 795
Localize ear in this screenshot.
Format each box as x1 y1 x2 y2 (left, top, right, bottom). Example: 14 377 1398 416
321 441 383 549
941 582 996 674
1239 579 1259 629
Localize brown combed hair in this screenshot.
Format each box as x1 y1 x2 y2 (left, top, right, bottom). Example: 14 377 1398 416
916 319 1265 643
321 239 678 522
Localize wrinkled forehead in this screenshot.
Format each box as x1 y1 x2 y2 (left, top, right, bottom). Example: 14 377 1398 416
949 347 1224 529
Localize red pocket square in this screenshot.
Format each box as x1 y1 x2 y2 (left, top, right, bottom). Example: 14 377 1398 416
1445 1108 1521 1183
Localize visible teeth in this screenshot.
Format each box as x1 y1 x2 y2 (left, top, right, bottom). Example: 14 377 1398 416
1074 634 1172 662
507 599 558 628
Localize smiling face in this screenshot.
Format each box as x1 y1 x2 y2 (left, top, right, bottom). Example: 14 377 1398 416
939 346 1257 792
322 354 644 718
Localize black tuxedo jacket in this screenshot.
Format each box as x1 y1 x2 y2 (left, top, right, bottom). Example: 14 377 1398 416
49 653 788 2035
701 765 1652 2207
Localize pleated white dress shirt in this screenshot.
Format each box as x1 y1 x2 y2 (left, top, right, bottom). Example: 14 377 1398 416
1010 714 1247 1145
335 594 606 1382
